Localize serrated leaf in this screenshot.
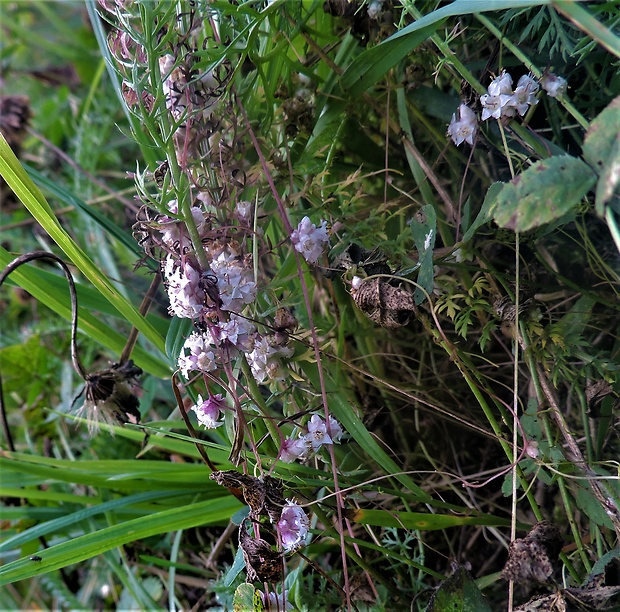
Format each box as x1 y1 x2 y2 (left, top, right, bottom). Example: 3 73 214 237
583 95 620 214
426 566 492 612
492 155 597 232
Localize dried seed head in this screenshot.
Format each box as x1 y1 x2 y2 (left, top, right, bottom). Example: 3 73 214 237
350 276 415 329
75 361 142 435
502 521 562 586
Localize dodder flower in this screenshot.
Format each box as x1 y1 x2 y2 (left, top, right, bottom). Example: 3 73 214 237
279 436 310 463
178 316 256 377
163 256 206 319
487 70 513 96
290 216 329 264
210 251 257 312
277 501 309 551
178 332 218 376
541 73 568 98
246 335 293 383
191 393 227 429
506 74 539 117
259 590 293 611
303 414 343 451
447 104 477 146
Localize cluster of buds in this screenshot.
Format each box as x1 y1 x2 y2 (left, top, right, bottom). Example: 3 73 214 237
448 70 568 146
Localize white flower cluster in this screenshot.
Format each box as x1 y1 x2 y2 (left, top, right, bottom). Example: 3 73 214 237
209 250 257 312
480 71 539 120
246 335 294 383
279 414 344 463
277 500 310 552
290 216 330 264
163 256 206 319
448 71 568 147
178 315 256 377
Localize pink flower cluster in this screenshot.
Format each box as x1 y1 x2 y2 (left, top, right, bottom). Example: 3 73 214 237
290 216 330 264
277 500 310 551
279 414 344 463
190 393 227 429
177 315 256 377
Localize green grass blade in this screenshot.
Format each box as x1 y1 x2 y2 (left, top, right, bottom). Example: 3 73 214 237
0 246 170 377
0 134 166 356
0 496 242 585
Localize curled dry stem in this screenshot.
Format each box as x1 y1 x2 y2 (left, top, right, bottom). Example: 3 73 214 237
0 251 86 452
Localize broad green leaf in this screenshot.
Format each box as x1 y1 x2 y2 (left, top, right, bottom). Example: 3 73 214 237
410 204 437 305
491 155 597 232
349 508 511 531
583 95 620 214
426 566 492 612
233 583 263 612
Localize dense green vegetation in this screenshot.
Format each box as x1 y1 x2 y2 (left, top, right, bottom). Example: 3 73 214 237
1 1 619 610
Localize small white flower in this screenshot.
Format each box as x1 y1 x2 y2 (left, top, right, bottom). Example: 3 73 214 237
541 73 567 98
487 70 513 96
246 336 280 383
480 94 511 121
216 314 256 351
279 437 310 463
177 332 218 377
209 251 257 312
506 74 539 117
447 104 478 146
163 256 206 319
190 393 227 429
259 590 293 611
290 216 330 264
303 414 343 450
277 501 309 551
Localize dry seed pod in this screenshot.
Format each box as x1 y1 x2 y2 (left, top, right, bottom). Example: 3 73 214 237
76 361 143 434
350 276 415 329
502 521 563 585
0 95 31 148
514 592 566 611
238 519 283 583
210 470 285 523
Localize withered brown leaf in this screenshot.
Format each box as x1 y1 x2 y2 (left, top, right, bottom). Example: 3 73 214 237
351 276 415 329
210 470 285 522
238 519 283 583
502 521 563 586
